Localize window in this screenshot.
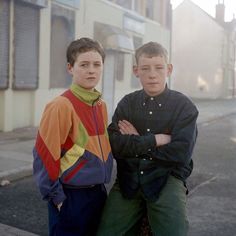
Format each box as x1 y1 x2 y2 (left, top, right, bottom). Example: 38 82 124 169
50 4 75 88
54 0 80 8
146 0 154 19
110 0 132 9
0 0 10 89
109 0 142 13
13 1 40 89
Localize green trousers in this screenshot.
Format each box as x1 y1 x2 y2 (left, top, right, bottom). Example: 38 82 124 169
97 176 189 236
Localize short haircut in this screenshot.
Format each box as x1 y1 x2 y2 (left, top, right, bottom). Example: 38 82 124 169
135 42 169 64
66 37 105 66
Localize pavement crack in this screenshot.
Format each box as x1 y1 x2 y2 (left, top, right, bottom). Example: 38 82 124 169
188 175 218 197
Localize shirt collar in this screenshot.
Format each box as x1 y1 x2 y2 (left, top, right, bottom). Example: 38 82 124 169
141 86 170 106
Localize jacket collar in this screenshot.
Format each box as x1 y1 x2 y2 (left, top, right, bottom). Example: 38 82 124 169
70 83 101 105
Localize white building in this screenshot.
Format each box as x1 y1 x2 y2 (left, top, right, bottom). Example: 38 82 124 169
0 0 172 131
172 0 236 99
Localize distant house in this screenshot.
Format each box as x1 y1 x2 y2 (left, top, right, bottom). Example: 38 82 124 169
172 0 236 99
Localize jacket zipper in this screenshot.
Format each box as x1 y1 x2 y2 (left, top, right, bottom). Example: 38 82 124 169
92 99 106 181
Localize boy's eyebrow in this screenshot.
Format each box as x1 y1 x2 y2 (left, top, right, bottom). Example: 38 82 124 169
79 60 102 63
140 65 150 67
140 63 164 67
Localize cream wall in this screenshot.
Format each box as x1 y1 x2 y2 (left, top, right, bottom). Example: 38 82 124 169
144 20 170 51
114 53 137 107
172 1 225 98
0 91 13 131
33 4 51 126
80 0 123 33
0 91 6 130
0 91 33 131
12 92 35 129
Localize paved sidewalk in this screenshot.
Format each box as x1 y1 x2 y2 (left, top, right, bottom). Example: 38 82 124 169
0 223 39 236
0 127 37 183
0 98 235 235
192 98 236 124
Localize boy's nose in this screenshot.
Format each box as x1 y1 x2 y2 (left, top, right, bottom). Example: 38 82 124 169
149 69 156 78
88 65 95 74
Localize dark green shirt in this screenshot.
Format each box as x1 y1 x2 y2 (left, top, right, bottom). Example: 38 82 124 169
108 87 198 200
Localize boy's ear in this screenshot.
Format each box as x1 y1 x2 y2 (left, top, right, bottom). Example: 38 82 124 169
167 64 173 77
67 63 73 75
133 65 139 77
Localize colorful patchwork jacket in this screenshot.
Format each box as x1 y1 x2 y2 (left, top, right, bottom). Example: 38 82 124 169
33 84 113 205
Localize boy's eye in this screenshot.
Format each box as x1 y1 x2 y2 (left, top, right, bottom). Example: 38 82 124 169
156 66 164 70
141 67 149 71
94 63 101 67
80 63 88 67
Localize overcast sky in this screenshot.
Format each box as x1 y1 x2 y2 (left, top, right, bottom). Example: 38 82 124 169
171 0 236 21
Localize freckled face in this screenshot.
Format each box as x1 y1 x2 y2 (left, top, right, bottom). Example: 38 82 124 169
67 50 103 90
133 55 173 96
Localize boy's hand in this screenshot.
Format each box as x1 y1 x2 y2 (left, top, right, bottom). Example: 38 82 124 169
155 134 171 147
57 202 63 211
118 120 139 135
118 121 171 146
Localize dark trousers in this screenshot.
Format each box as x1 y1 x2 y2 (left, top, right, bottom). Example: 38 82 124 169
48 184 107 236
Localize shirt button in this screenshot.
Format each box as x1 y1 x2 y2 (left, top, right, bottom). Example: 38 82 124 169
143 102 146 106
148 148 151 152
150 157 153 160
135 154 138 157
149 111 153 115
143 158 146 161
147 128 150 132
150 97 154 100
159 104 162 107
140 171 144 175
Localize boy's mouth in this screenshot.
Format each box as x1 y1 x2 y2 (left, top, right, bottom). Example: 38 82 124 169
148 82 160 85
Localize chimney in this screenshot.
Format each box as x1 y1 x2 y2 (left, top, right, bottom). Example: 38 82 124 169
215 0 225 23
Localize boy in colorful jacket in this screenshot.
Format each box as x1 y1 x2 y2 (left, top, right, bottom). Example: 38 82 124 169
33 37 113 236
